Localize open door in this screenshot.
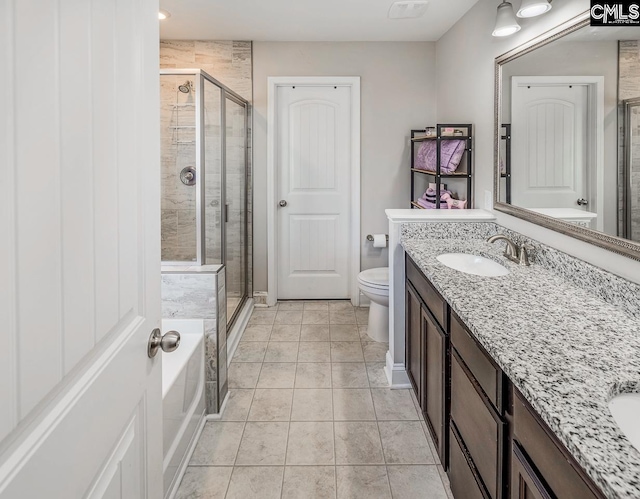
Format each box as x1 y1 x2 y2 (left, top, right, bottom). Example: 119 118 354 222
0 0 163 497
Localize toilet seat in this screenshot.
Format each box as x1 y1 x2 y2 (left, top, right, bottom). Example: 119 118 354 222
357 267 389 290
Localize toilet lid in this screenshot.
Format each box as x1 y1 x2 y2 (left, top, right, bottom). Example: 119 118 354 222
358 267 389 287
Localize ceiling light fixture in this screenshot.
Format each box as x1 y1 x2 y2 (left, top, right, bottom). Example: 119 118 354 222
492 2 521 37
158 9 171 20
517 0 552 18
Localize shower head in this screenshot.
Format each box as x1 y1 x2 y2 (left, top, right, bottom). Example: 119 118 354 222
178 81 193 94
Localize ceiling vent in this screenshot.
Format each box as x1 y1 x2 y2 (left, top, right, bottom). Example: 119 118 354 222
388 1 429 19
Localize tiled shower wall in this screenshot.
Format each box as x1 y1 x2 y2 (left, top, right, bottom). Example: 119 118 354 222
618 41 640 241
161 266 228 413
159 40 253 299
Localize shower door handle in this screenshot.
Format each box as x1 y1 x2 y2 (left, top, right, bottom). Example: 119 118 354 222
148 328 181 358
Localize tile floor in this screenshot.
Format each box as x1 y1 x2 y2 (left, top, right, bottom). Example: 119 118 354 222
176 300 454 499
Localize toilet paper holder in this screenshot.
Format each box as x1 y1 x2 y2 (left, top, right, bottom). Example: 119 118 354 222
366 234 389 242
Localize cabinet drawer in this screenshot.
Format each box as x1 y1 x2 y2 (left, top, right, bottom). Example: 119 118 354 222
513 391 603 499
451 351 504 499
449 423 489 499
406 255 446 329
451 313 503 412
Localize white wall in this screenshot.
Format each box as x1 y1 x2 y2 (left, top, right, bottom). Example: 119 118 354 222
436 0 640 284
252 42 436 293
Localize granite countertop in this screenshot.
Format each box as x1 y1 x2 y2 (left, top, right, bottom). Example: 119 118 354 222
401 237 640 499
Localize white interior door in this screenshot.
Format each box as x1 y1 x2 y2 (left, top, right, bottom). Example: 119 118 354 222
276 84 353 300
511 78 588 209
0 1 163 498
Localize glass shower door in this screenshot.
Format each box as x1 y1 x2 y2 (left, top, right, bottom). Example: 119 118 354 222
203 78 223 264
225 96 248 321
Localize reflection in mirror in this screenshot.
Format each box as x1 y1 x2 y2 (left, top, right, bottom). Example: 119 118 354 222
625 97 640 241
498 23 640 244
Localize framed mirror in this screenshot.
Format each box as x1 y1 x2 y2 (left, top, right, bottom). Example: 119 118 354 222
494 10 640 261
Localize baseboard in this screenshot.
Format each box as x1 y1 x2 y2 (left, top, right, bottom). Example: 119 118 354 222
253 291 268 307
385 350 411 389
205 390 230 421
165 410 206 499
226 298 254 367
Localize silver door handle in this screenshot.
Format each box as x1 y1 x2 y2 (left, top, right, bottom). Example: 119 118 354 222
279 200 288 207
577 198 588 206
148 328 181 358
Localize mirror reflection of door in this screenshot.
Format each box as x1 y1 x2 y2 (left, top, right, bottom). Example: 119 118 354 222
511 79 588 209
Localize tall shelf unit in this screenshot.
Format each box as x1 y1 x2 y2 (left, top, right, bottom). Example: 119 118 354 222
410 124 473 209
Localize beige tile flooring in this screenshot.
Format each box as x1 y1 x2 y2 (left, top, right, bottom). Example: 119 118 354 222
176 300 454 499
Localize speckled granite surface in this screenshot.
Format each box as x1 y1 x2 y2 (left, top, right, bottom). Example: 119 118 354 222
401 235 640 499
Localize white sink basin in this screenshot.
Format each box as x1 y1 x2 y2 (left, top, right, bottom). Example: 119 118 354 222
609 392 640 453
436 253 509 277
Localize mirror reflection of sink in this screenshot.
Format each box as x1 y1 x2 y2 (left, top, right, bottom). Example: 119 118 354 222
436 253 509 277
609 392 640 453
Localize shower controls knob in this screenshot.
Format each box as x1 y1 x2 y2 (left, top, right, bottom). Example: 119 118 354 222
279 200 288 207
148 328 181 358
180 166 196 186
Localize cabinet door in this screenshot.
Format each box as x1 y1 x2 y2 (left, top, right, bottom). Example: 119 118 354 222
406 283 423 406
511 443 553 499
423 308 446 464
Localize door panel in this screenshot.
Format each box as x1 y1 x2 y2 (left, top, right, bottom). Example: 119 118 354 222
512 80 588 209
0 0 163 497
277 85 351 299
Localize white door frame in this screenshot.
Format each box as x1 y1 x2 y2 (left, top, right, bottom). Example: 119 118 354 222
267 76 361 307
511 76 604 231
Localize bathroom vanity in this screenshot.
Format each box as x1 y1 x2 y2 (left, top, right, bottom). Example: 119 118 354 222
402 229 640 499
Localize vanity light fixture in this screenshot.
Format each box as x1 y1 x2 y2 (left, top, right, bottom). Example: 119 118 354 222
517 0 552 18
159 9 171 20
492 1 521 37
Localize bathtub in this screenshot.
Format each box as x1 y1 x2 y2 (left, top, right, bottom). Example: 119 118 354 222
162 319 205 497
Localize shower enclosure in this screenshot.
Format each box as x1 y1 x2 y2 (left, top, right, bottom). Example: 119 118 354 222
160 69 249 323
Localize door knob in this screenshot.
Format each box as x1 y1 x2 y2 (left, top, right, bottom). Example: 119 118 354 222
577 198 588 206
148 328 181 358
279 200 288 207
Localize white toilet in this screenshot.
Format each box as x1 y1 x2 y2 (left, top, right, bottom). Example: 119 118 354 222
357 267 389 343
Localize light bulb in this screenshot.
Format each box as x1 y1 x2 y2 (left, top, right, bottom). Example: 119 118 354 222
517 0 552 18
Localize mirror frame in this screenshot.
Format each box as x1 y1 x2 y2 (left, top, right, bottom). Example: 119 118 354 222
494 10 640 262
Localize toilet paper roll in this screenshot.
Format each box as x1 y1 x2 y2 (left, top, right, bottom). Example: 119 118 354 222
372 234 387 248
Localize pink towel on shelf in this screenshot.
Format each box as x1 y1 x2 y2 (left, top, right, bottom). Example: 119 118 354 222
414 139 466 173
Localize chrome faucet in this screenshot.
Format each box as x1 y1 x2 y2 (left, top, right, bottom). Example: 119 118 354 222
486 234 530 266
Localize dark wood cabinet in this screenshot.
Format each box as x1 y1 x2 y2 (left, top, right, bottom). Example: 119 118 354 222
405 254 606 499
405 256 449 466
450 350 504 499
449 423 489 499
423 307 447 462
511 442 553 499
406 283 423 404
512 391 604 499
